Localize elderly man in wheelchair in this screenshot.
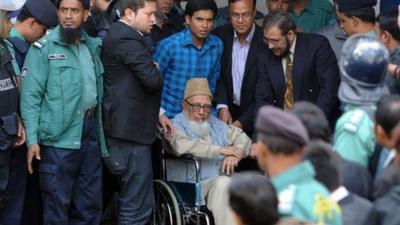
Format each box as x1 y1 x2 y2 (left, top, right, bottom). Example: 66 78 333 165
159 78 251 225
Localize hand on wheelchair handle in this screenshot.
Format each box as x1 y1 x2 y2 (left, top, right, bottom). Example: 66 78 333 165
158 114 174 140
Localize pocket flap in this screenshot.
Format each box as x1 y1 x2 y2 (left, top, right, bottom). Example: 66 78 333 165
38 164 58 174
0 113 18 135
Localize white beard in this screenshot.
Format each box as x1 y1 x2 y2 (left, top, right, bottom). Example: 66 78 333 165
186 119 211 139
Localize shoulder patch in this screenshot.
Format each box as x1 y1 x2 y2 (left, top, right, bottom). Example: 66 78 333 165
343 110 366 133
313 193 341 224
278 184 297 215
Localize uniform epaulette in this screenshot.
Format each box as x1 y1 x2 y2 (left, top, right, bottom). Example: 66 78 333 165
278 184 297 214
343 110 366 134
33 39 48 49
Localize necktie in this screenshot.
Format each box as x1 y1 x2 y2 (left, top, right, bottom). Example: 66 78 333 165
284 55 294 109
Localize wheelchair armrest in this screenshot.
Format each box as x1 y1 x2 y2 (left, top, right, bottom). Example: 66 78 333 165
180 153 194 160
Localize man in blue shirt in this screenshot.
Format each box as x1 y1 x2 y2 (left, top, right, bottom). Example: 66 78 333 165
154 0 222 136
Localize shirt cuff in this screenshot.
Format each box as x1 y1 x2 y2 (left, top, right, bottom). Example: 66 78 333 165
159 107 166 117
216 104 228 110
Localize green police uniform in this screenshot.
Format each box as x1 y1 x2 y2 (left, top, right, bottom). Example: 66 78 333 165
289 0 336 33
272 161 342 225
20 25 109 157
334 107 375 166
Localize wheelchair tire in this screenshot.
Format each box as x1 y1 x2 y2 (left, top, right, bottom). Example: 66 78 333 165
152 179 182 225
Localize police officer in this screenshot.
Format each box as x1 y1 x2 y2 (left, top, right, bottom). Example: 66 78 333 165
254 106 342 225
2 1 57 224
20 0 106 224
334 35 390 167
0 0 26 222
8 0 57 70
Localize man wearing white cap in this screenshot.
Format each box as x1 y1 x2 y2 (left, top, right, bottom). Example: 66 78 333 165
167 78 251 225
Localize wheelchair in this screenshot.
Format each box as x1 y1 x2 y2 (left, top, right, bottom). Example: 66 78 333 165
151 131 214 225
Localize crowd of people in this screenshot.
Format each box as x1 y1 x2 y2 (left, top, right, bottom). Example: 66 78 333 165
1 0 400 225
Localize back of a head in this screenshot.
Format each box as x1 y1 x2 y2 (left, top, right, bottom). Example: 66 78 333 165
303 141 341 192
290 102 331 143
375 95 400 136
262 11 296 34
256 106 309 156
184 0 217 18
229 172 279 225
377 9 400 43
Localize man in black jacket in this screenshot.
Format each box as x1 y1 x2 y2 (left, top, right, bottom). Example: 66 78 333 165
213 0 263 171
255 12 340 122
101 0 162 224
213 0 263 137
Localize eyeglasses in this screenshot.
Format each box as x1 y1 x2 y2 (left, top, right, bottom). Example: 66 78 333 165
230 12 252 21
263 36 285 46
185 99 212 113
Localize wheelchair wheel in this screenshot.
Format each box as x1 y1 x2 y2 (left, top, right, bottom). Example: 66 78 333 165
152 179 182 225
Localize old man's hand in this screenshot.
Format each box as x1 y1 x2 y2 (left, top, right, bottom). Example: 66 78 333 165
220 146 243 159
221 156 239 175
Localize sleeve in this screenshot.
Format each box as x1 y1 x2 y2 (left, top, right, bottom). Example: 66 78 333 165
208 41 223 95
255 51 274 113
154 39 172 77
315 37 340 117
169 128 222 158
227 126 251 157
214 73 229 106
20 47 48 147
5 39 20 75
116 38 163 92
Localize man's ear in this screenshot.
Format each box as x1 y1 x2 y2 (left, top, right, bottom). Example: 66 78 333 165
83 9 90 22
26 17 36 28
286 30 296 43
376 124 390 148
351 16 359 27
185 15 191 25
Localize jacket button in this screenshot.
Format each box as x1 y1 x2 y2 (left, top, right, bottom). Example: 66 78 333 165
309 89 313 93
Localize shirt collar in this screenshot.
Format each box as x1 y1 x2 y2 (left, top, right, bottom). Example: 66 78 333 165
234 24 256 44
272 160 316 192
10 27 26 42
304 0 314 14
182 28 216 50
330 186 349 203
119 19 144 36
289 36 296 55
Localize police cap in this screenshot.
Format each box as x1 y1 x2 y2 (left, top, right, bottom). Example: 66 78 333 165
56 0 90 10
336 0 376 12
23 0 57 28
255 106 309 146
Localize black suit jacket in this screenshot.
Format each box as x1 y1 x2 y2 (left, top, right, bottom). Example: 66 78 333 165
255 32 340 119
339 193 376 225
102 21 163 144
213 24 264 135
